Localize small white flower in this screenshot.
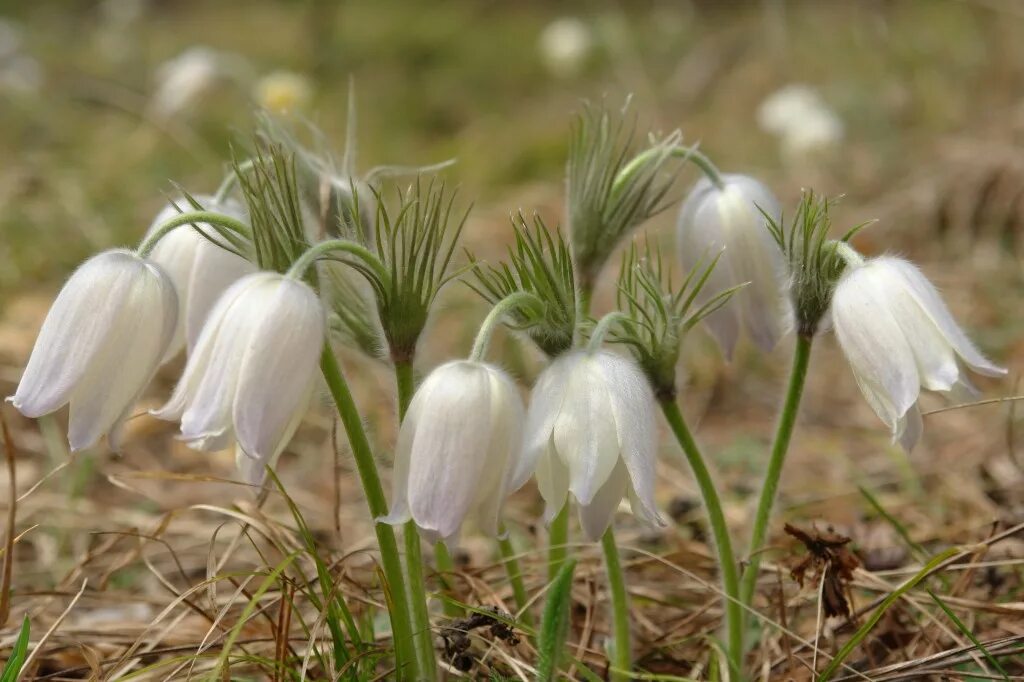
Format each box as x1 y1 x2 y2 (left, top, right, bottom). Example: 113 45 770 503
757 84 843 160
154 272 325 483
382 361 526 545
145 196 256 358
832 256 1006 451
677 174 787 358
538 17 592 78
10 249 177 451
150 46 248 118
524 350 664 541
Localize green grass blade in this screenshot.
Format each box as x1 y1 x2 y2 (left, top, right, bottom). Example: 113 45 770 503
819 547 960 681
858 486 928 561
927 589 1010 681
536 558 577 682
0 615 30 682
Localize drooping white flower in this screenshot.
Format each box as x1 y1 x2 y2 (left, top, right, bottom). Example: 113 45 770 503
756 84 843 161
538 17 593 78
10 249 177 451
831 255 1006 451
382 360 527 544
677 174 787 358
144 196 256 358
524 350 664 541
153 272 325 483
150 46 248 118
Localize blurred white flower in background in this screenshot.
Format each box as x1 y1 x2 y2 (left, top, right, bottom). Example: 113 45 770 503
538 17 593 78
150 46 249 119
0 17 42 96
757 84 844 161
254 69 313 114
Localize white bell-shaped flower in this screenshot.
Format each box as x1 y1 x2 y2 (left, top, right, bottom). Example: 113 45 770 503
10 249 177 451
382 360 527 545
154 272 325 483
524 350 664 541
677 174 787 358
832 255 1006 451
145 196 256 358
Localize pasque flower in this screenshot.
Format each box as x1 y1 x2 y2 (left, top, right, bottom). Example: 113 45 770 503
525 349 664 540
10 249 177 451
382 360 527 544
677 174 787 358
145 196 256 358
154 272 324 483
831 255 1006 451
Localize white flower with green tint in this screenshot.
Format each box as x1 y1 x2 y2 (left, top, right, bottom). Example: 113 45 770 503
154 271 324 483
145 196 256 358
382 360 527 545
677 174 786 358
526 349 664 541
832 255 1005 451
10 249 178 451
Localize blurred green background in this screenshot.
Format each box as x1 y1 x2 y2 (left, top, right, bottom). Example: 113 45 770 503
2 0 1024 303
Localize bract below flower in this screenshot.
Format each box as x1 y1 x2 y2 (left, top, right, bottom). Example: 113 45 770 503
10 249 177 451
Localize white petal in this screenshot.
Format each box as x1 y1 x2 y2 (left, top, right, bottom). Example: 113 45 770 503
67 258 177 451
380 378 419 527
554 354 620 505
12 250 149 418
404 362 494 541
475 367 527 537
234 277 324 463
868 261 959 391
885 257 1006 378
896 402 923 453
535 445 569 524
520 353 574 482
147 224 201 359
717 176 786 352
185 240 256 353
832 265 920 429
597 352 662 525
177 274 278 447
577 459 628 541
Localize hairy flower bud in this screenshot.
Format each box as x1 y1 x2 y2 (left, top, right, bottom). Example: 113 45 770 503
145 196 256 358
382 360 527 544
154 272 324 483
832 255 1005 451
10 249 178 451
677 174 787 358
524 350 665 540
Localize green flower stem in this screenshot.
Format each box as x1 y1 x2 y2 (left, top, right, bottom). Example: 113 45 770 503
137 210 251 258
612 144 725 198
497 526 533 629
434 541 462 617
660 399 743 677
394 359 438 682
547 506 570 582
586 311 628 353
468 291 542 362
740 333 814 608
319 346 418 680
285 238 388 282
600 528 632 682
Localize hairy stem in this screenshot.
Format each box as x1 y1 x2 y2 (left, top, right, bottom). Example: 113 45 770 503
394 359 438 681
660 399 743 676
319 346 417 680
741 334 814 608
601 528 631 682
434 541 462 617
498 526 533 629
